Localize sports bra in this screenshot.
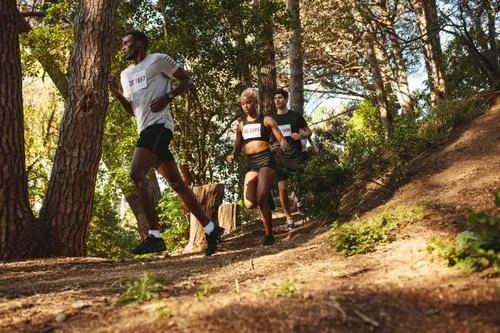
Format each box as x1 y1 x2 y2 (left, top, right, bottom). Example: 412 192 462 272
241 116 271 145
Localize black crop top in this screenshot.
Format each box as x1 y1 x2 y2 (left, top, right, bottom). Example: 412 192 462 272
241 116 271 144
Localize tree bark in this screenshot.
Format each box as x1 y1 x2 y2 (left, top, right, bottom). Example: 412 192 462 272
39 0 118 256
379 0 414 116
411 0 446 107
288 0 305 115
363 33 392 137
0 0 38 260
183 183 224 253
484 0 498 82
256 0 277 116
355 5 392 137
218 203 241 234
18 7 156 236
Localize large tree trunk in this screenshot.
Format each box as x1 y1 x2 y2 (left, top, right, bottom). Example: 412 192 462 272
364 33 392 137
39 0 118 256
379 0 414 116
233 17 253 89
18 8 156 235
183 183 224 253
411 0 446 107
355 5 392 137
288 0 305 115
0 0 39 260
256 0 277 116
258 36 277 116
485 0 498 84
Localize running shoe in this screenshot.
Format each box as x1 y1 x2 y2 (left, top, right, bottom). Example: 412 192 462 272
131 235 166 255
262 235 276 246
205 225 225 256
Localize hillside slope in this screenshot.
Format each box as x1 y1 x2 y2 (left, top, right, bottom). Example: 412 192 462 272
0 96 499 333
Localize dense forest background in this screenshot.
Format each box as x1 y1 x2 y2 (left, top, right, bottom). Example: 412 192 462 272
0 0 498 260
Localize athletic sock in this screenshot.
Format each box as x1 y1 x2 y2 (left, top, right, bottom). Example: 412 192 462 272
204 221 215 234
148 230 161 238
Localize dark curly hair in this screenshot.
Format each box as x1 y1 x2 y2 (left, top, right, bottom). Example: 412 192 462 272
125 30 149 50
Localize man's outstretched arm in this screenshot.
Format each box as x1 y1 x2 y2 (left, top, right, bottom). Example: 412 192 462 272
108 77 134 116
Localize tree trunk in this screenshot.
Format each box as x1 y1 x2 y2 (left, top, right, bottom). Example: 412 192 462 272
0 0 39 260
379 0 414 116
485 0 498 83
355 5 392 137
411 0 446 107
19 8 156 235
218 203 241 234
256 0 277 116
125 191 150 240
364 33 392 137
183 183 224 253
258 37 277 116
234 18 253 89
39 0 118 256
288 0 305 115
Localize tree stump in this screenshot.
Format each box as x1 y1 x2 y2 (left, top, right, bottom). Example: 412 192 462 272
218 203 241 234
183 183 224 253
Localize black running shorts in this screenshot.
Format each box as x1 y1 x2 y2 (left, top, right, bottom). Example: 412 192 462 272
274 154 303 181
246 149 275 172
136 124 175 162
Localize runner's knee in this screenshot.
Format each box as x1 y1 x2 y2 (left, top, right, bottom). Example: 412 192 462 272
245 200 257 209
130 169 146 185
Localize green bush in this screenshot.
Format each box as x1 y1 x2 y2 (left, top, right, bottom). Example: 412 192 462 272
238 198 261 223
427 193 500 276
294 151 351 220
87 187 137 259
418 97 480 144
343 100 385 174
389 114 426 162
331 204 427 256
158 190 189 254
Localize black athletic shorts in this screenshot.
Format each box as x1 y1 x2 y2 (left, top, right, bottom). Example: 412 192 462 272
246 149 276 172
136 123 175 162
274 154 303 181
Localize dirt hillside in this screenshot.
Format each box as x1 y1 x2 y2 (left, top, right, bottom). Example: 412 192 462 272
1 96 499 333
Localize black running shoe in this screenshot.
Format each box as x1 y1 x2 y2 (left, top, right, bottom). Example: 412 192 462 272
205 226 225 256
262 235 275 246
131 235 166 255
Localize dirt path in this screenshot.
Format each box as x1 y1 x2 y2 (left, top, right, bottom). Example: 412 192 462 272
1 97 499 333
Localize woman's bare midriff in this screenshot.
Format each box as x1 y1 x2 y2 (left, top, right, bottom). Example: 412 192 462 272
244 140 270 155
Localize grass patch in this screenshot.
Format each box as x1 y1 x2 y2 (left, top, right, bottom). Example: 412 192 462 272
427 193 500 277
194 280 214 302
254 279 300 298
114 271 163 306
154 304 174 320
331 204 428 256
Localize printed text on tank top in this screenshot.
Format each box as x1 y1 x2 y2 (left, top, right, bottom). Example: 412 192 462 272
242 117 270 144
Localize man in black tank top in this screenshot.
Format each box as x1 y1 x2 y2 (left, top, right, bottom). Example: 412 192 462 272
270 89 312 229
